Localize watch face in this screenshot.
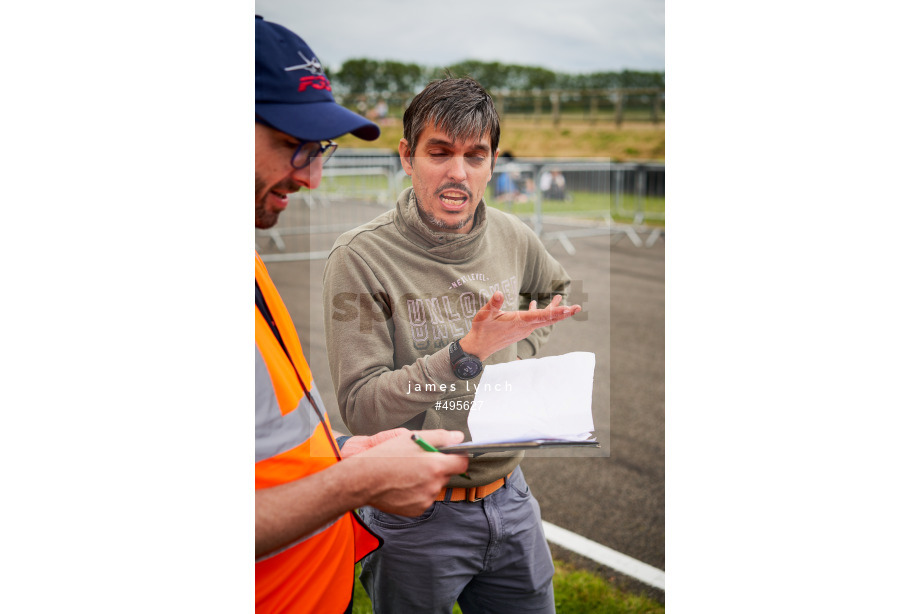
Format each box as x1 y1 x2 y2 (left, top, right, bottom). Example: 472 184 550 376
456 357 482 379
450 341 482 379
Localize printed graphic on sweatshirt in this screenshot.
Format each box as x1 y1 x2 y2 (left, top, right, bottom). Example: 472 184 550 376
328 275 520 351
407 276 518 351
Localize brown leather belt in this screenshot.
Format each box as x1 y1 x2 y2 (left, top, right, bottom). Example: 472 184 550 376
435 473 513 503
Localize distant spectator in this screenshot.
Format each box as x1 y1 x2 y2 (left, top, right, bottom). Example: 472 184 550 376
494 170 516 199
494 151 530 203
539 168 567 200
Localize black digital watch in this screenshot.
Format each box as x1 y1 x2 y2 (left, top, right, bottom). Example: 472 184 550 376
448 340 483 380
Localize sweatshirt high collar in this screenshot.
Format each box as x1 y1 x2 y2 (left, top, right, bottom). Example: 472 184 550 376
394 187 488 262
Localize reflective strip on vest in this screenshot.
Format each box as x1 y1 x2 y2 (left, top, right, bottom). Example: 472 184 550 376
255 343 326 462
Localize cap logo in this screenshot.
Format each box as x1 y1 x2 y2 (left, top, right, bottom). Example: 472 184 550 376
285 51 324 75
298 75 331 92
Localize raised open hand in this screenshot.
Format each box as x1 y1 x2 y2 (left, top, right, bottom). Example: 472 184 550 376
459 291 581 361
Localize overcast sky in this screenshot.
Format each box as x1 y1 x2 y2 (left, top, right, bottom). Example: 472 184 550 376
254 0 664 74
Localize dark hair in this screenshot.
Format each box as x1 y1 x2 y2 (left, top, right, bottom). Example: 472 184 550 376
402 77 501 159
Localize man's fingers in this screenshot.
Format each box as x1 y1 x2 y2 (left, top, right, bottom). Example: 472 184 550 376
412 430 470 476
473 291 505 322
371 428 409 446
442 454 470 476
413 429 465 447
524 301 581 325
553 304 581 321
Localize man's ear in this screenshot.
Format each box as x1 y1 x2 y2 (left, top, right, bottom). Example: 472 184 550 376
398 138 413 175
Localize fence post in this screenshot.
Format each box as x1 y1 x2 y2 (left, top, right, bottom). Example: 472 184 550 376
651 91 661 124
533 163 544 238
551 92 561 127
634 164 646 225
388 160 400 204
615 90 624 128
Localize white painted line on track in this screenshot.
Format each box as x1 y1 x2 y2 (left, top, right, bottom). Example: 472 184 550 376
542 521 665 591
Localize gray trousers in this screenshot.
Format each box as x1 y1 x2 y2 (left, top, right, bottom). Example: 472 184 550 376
358 466 555 614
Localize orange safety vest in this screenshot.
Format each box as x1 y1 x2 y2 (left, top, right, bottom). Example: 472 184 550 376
255 253 380 613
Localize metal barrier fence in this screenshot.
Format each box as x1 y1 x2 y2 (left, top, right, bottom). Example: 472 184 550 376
256 150 664 262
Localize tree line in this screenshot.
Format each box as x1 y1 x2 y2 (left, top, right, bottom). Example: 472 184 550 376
327 58 664 97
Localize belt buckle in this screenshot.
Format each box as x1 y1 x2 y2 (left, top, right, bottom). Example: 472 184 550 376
465 486 484 502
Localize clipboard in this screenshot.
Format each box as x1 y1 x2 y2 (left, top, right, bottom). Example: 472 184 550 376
438 439 599 455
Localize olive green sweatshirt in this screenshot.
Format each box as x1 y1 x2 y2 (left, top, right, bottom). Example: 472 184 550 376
322 187 571 486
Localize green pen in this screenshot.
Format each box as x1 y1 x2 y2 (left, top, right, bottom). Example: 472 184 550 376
411 434 472 480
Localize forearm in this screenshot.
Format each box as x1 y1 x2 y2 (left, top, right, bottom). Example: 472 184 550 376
337 350 455 434
255 459 382 559
256 429 469 558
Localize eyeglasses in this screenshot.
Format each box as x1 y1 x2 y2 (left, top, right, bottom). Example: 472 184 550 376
291 140 337 169
255 117 338 169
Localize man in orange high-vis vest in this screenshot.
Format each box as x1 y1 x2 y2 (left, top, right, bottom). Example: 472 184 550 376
254 16 469 614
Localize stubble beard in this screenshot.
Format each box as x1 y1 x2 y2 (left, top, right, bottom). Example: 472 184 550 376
255 175 277 229
417 182 476 232
255 201 279 229
255 174 302 229
418 205 475 231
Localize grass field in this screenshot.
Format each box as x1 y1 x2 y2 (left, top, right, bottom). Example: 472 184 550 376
492 192 665 226
313 173 665 227
335 117 665 162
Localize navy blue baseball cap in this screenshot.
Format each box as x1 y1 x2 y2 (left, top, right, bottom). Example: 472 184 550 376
255 16 380 142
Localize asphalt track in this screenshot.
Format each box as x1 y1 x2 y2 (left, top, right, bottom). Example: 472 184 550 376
263 218 665 602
